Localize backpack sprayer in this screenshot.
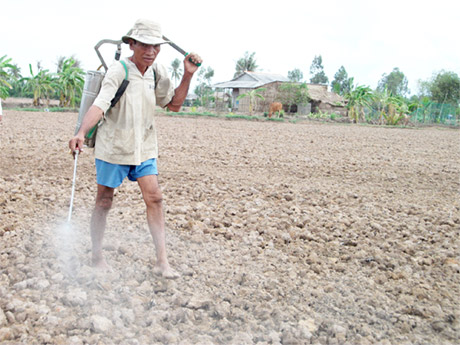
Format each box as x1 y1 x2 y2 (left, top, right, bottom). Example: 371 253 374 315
74 39 122 139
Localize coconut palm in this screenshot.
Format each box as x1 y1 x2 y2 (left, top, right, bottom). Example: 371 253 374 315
21 64 54 106
169 58 182 87
234 52 258 78
56 55 81 73
195 67 215 108
55 58 84 107
236 87 266 115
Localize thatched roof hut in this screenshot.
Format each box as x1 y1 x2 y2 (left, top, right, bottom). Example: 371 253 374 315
306 84 347 115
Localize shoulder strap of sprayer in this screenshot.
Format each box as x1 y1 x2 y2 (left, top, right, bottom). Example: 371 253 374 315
109 60 158 107
153 66 157 89
110 60 129 107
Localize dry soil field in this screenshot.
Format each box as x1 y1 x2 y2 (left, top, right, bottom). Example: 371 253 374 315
0 109 459 344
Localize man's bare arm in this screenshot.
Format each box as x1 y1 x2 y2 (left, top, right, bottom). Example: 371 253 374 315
166 52 202 112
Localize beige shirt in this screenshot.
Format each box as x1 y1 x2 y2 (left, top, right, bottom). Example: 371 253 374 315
93 58 174 165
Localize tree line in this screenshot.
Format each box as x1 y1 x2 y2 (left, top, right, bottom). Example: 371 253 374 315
0 55 84 108
0 54 217 111
234 52 460 125
1 52 459 125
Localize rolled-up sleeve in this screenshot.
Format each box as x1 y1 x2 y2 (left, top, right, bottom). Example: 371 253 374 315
154 63 175 108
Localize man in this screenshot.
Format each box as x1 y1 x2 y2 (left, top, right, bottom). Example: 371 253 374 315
68 19 202 278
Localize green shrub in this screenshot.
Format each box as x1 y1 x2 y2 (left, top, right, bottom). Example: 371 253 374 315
267 117 284 122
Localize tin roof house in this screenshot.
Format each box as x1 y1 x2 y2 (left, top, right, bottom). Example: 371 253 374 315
213 71 289 113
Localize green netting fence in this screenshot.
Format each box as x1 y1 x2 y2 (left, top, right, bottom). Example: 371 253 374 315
365 102 459 126
408 103 458 126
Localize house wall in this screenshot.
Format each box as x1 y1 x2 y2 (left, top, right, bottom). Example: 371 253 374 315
232 89 240 110
259 82 283 113
298 104 312 115
234 82 284 114
317 102 348 116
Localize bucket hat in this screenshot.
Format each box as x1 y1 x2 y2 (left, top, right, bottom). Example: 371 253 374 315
122 19 169 45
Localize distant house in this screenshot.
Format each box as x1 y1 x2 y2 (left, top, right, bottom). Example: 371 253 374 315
213 71 289 113
184 92 198 107
306 84 348 116
213 71 347 115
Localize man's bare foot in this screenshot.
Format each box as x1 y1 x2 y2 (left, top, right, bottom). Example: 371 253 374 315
153 264 180 279
92 256 112 272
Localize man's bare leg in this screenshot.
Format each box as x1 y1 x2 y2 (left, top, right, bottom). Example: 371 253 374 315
137 175 178 279
90 184 114 270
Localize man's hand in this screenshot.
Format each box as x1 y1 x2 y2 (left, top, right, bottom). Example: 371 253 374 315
69 133 85 156
183 52 202 75
68 105 104 156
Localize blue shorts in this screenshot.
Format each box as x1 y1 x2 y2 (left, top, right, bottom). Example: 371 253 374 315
95 158 158 188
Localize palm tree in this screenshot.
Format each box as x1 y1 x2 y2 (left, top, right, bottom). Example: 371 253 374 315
0 55 14 99
21 64 54 106
202 67 214 85
169 58 182 87
56 55 81 73
236 87 266 115
195 67 214 107
234 52 258 78
55 58 84 107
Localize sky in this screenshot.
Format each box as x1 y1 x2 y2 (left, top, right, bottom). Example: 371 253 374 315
2 0 459 96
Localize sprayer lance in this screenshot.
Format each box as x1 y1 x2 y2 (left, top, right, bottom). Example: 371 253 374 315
163 36 201 67
67 151 79 223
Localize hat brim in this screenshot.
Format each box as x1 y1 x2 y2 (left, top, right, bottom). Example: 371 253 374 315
122 35 169 45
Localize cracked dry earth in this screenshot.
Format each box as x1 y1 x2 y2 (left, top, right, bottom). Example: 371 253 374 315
0 110 459 345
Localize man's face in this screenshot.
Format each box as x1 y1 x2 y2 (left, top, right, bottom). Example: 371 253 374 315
130 40 161 68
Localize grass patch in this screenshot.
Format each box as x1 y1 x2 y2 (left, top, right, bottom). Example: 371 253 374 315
10 106 77 112
49 107 78 112
15 107 42 112
162 111 218 118
225 114 259 120
266 117 284 122
162 110 288 122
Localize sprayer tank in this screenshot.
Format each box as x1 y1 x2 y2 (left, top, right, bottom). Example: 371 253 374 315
74 70 105 135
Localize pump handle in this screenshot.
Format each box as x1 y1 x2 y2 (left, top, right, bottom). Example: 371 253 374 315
94 39 123 72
